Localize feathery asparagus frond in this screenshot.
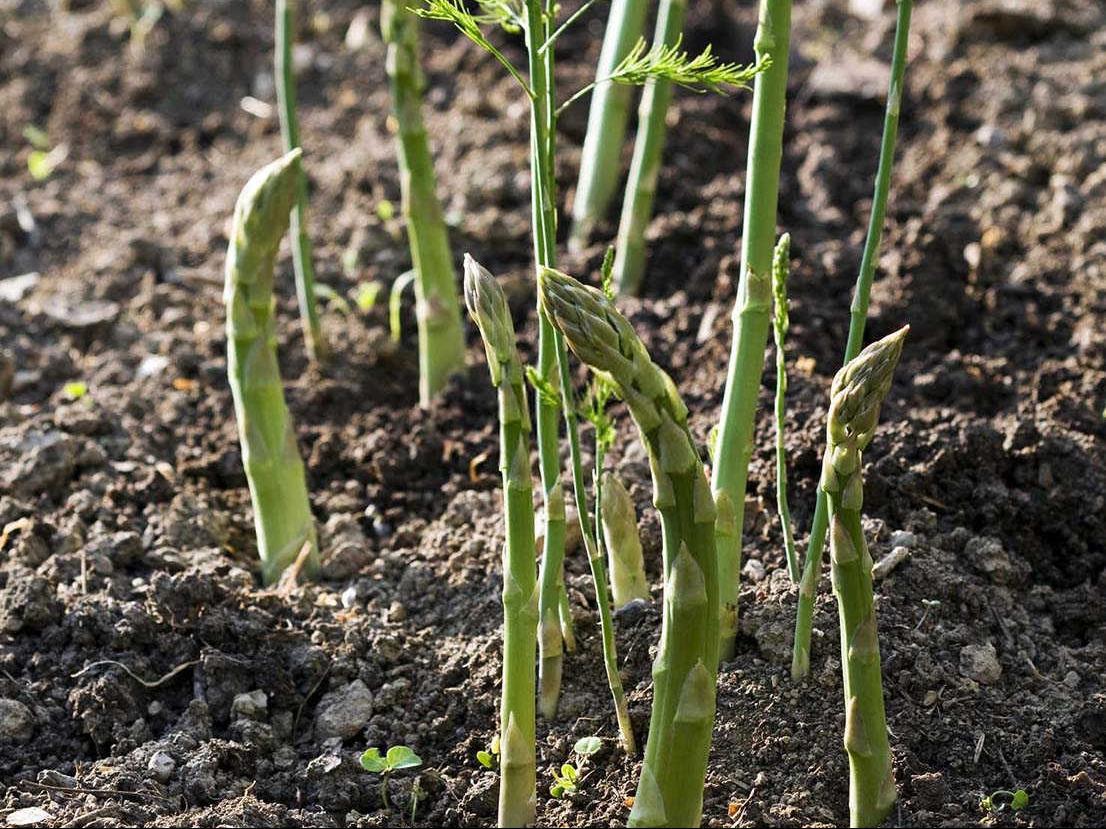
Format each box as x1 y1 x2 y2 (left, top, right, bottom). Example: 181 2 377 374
609 35 769 93
416 0 531 94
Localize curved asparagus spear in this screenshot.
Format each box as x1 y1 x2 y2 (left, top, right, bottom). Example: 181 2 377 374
821 326 907 827
539 267 718 828
463 255 537 828
275 0 328 362
382 0 467 406
600 471 650 606
770 234 799 581
225 150 318 585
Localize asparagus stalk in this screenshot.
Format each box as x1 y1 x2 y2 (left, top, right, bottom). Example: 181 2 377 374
224 150 318 586
539 267 719 828
568 0 651 252
275 0 328 362
820 326 907 827
770 234 799 581
600 471 650 606
611 0 687 295
382 0 468 407
792 0 913 680
462 255 538 828
712 0 792 663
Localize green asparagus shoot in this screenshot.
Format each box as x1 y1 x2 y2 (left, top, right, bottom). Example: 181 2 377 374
224 150 318 585
360 745 423 810
770 234 799 582
539 266 719 827
463 254 538 827
821 326 908 828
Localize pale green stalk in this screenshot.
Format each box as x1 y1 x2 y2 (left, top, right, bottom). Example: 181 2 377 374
540 268 719 828
522 0 574 722
712 0 792 663
611 0 687 295
771 234 798 581
568 0 651 251
275 0 328 362
820 326 907 827
224 150 318 586
463 256 538 829
383 0 467 406
600 471 649 606
793 0 913 680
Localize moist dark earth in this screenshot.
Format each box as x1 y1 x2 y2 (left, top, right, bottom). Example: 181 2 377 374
1 0 1105 826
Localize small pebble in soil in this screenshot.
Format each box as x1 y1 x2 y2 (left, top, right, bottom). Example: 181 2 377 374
743 559 767 582
959 642 1002 685
1064 671 1081 689
5 807 52 827
889 530 917 548
0 698 34 743
231 690 268 721
147 750 176 782
315 679 374 740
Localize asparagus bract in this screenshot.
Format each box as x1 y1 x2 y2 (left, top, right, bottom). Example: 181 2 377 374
600 471 650 606
383 0 467 406
275 0 328 362
463 255 538 828
821 326 907 828
224 150 318 586
539 267 719 828
568 0 651 252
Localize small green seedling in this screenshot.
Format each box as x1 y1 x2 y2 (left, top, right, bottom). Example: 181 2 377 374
353 281 383 312
476 735 500 770
314 282 350 315
981 788 1029 813
376 199 396 221
62 381 88 401
360 745 423 810
24 125 66 181
550 736 602 798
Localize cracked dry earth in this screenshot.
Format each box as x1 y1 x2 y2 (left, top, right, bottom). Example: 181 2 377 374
1 0 1105 826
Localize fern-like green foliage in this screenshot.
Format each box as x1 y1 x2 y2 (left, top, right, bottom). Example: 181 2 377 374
609 36 769 93
416 0 530 92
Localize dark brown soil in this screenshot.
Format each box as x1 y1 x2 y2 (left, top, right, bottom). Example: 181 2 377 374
2 0 1104 826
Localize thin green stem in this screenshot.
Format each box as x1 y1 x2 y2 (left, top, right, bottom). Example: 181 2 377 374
383 0 467 406
611 0 687 295
539 0 606 56
712 0 792 663
771 234 799 582
275 0 327 362
792 0 913 681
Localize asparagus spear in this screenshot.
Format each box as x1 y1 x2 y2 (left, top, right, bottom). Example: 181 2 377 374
382 0 467 406
821 326 907 828
600 471 650 606
568 0 651 252
539 267 718 828
712 0 793 663
224 150 318 585
793 0 914 681
275 0 328 362
463 255 538 828
611 0 688 295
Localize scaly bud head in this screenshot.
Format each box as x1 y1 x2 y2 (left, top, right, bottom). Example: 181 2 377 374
463 254 516 386
538 267 636 379
828 326 908 449
225 149 302 297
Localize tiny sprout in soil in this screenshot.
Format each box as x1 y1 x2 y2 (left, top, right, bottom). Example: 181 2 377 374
361 746 424 810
